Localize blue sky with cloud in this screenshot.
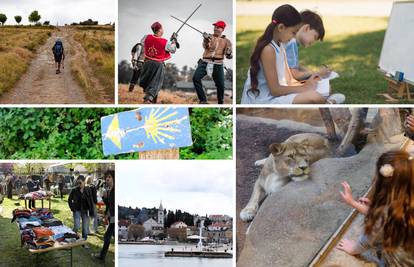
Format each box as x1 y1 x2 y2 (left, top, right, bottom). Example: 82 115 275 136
118 0 233 69
1 0 114 25
117 160 234 216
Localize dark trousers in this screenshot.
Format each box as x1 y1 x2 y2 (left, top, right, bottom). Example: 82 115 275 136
193 61 225 104
100 223 114 258
139 60 165 102
59 187 64 200
129 68 141 85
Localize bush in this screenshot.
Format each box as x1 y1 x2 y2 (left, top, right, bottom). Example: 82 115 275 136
0 108 232 159
180 108 233 159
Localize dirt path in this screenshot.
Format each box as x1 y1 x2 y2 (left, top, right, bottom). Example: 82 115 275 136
118 84 232 104
0 28 88 104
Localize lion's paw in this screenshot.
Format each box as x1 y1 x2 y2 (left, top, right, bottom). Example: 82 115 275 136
254 158 266 166
240 206 257 222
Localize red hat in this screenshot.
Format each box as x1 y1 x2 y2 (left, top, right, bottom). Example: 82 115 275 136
213 20 226 29
151 21 162 33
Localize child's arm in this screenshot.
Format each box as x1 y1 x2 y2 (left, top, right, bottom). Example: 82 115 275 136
340 181 370 215
291 66 313 81
291 65 331 81
261 46 319 96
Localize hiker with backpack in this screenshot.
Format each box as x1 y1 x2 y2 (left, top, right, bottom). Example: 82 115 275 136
52 39 65 74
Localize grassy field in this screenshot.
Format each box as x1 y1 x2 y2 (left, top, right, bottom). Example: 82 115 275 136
0 195 114 267
236 16 413 104
0 26 53 95
72 26 115 100
118 84 233 104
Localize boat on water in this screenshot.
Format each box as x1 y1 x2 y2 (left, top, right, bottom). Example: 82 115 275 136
165 250 232 258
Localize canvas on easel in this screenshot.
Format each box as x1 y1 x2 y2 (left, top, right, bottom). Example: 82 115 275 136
377 1 414 101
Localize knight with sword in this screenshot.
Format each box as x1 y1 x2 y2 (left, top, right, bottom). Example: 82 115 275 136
128 21 179 104
128 4 202 104
183 19 232 104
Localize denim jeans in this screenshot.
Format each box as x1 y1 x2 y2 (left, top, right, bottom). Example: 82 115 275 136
73 210 90 240
90 205 98 233
193 61 225 104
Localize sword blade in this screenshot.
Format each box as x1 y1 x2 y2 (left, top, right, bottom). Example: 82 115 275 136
176 3 202 34
171 15 203 34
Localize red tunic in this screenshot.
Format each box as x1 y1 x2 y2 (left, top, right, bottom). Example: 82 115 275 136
144 35 171 62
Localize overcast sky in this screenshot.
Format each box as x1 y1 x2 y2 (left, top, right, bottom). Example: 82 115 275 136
0 0 114 25
117 160 234 217
119 0 233 69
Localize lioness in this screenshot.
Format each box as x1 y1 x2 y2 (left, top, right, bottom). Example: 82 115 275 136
240 133 331 222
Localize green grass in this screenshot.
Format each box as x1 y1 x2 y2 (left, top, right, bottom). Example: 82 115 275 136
0 196 114 267
72 27 115 101
0 27 53 95
236 16 413 104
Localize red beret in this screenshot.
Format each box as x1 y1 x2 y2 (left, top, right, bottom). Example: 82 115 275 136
213 20 226 29
151 21 162 33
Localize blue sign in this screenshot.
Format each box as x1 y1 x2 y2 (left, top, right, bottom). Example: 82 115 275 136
101 108 193 156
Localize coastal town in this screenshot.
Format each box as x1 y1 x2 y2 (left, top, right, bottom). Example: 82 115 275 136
118 202 233 247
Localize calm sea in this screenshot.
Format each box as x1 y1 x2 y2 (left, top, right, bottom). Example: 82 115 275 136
118 244 233 267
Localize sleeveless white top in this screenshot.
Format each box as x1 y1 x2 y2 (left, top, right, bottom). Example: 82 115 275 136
241 40 296 104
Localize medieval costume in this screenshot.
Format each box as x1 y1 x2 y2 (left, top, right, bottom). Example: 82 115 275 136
193 20 232 104
130 22 177 103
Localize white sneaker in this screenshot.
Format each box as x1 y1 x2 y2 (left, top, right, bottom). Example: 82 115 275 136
327 93 345 104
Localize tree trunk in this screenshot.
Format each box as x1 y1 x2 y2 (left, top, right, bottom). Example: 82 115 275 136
330 108 352 136
336 108 368 156
319 108 338 141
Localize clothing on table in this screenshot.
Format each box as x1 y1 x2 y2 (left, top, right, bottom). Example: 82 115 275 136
14 208 79 250
42 218 63 227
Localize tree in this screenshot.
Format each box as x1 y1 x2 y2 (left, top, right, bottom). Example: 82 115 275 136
118 60 133 84
28 11 41 24
163 63 180 88
14 15 22 25
0 14 7 26
128 224 145 241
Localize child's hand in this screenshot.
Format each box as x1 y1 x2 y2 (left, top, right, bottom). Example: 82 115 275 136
317 66 331 78
304 74 320 90
337 239 359 255
358 197 371 207
340 181 355 205
405 115 414 132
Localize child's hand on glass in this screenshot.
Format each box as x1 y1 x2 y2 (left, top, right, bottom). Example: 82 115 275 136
337 239 359 255
405 115 414 132
340 181 355 206
357 197 371 207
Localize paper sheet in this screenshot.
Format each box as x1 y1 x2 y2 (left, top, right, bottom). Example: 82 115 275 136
316 71 339 97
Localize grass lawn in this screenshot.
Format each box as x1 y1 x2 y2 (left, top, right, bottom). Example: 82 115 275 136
0 195 114 267
0 26 53 95
236 16 413 104
72 26 115 101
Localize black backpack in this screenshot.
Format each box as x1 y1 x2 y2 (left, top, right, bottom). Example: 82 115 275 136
54 41 63 56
